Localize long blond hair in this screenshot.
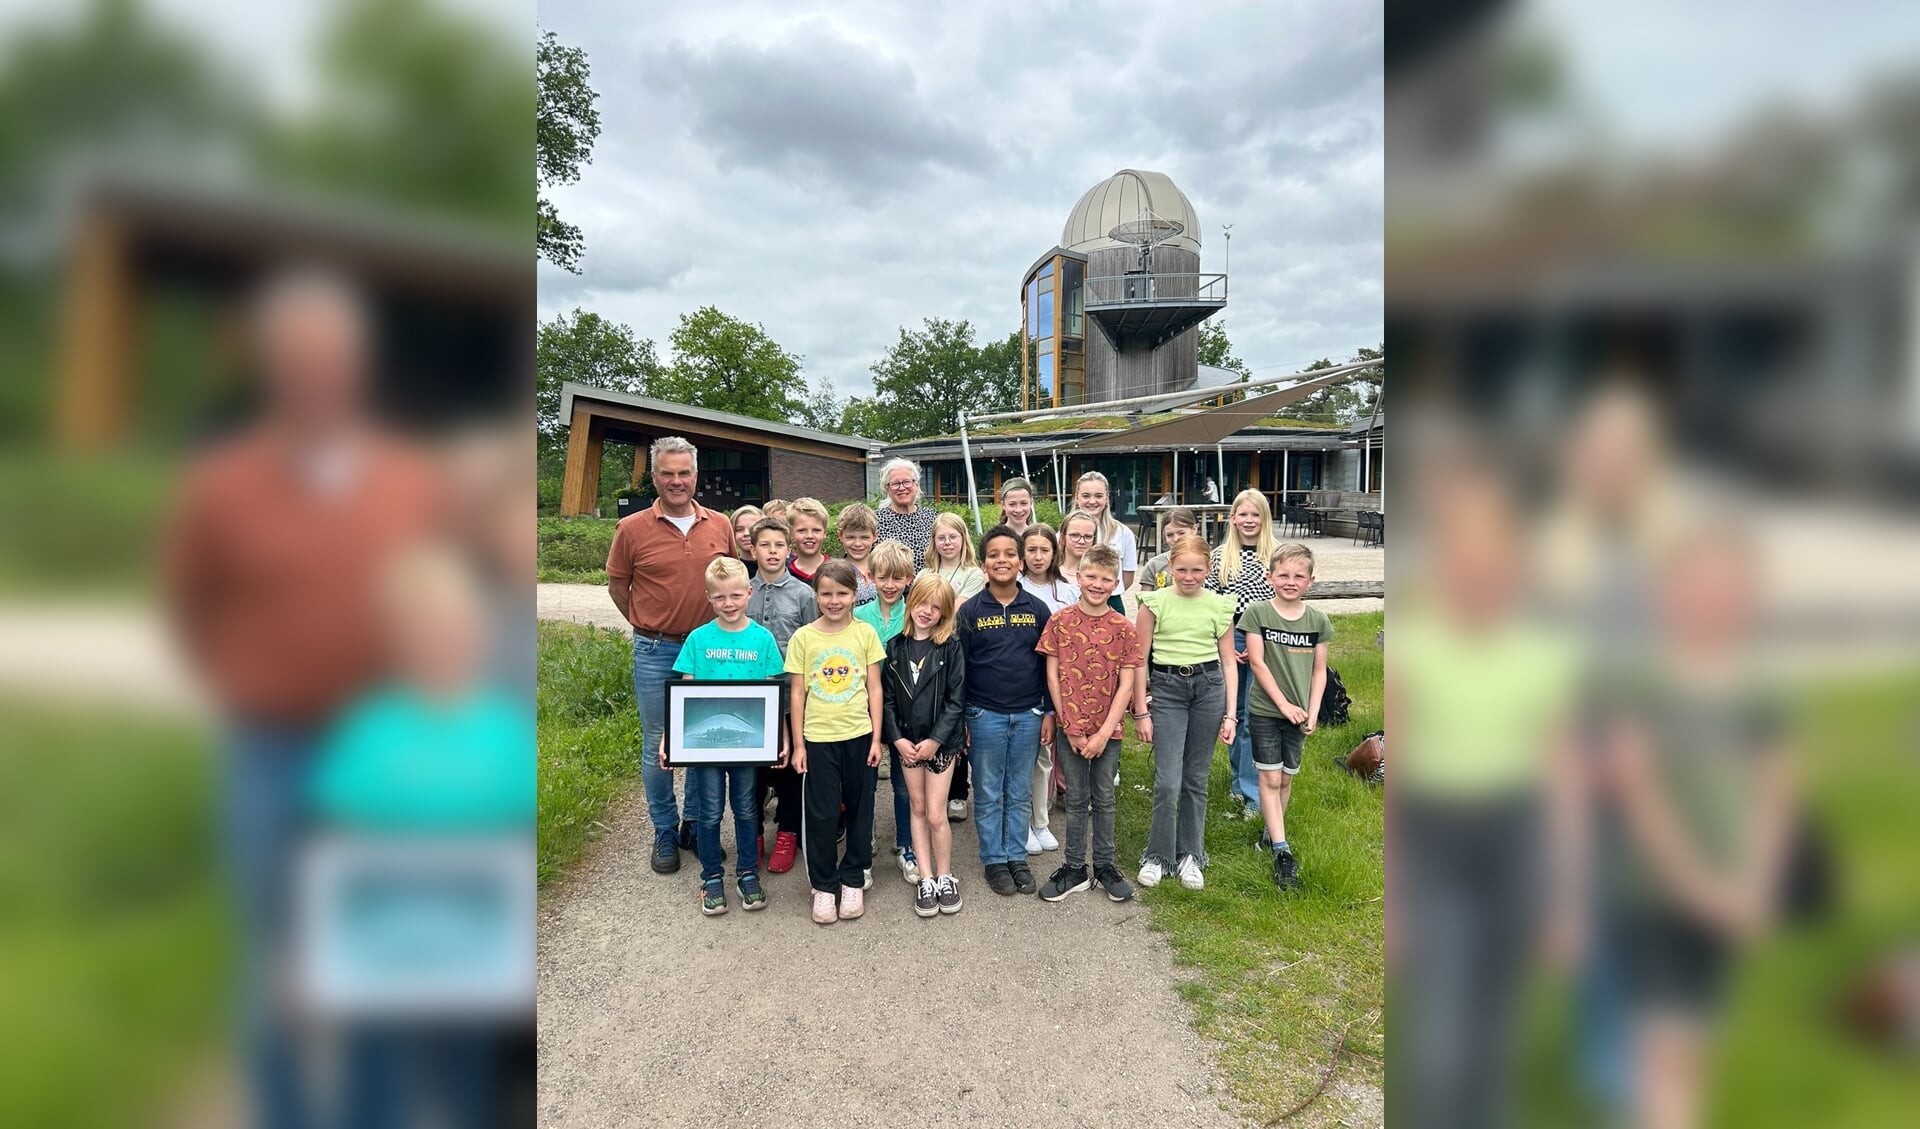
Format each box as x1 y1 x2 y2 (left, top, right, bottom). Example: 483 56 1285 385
928 511 977 568
1073 471 1121 548
1059 509 1100 574
1216 489 1276 586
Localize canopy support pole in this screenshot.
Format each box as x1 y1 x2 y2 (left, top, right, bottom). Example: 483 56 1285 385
959 413 984 535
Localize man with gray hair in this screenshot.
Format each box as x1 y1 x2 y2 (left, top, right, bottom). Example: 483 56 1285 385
166 264 435 1128
605 435 737 873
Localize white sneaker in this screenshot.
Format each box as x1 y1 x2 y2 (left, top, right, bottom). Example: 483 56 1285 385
1176 855 1205 890
897 849 920 883
1034 825 1059 852
1137 858 1165 888
1026 828 1044 854
862 868 874 890
948 798 970 821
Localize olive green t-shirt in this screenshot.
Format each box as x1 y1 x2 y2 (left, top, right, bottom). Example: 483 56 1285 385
1237 601 1335 719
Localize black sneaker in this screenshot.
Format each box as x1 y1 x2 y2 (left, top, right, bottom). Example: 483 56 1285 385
984 862 1017 896
1093 864 1135 902
913 878 939 918
650 833 681 874
1273 845 1301 890
738 873 767 911
1008 859 1038 895
1038 864 1090 902
936 874 962 914
677 819 697 850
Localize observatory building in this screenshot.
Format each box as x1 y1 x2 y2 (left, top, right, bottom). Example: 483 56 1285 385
877 166 1385 546
1022 169 1229 409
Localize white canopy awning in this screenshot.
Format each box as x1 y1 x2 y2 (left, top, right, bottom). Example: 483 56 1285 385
1056 367 1359 452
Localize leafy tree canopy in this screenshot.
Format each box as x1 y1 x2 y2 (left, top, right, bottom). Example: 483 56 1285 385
654 306 806 423
843 319 1021 442
536 29 600 271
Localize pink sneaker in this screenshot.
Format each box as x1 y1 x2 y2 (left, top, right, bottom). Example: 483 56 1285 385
812 890 838 925
838 885 864 920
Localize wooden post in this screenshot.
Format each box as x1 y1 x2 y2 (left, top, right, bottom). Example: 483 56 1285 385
632 444 647 488
560 404 594 516
581 421 605 516
56 210 136 448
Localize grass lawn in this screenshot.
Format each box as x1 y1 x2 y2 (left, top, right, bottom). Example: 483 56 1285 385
0 698 226 1128
537 620 645 886
534 609 1386 1124
1518 668 1920 1129
1116 610 1385 1125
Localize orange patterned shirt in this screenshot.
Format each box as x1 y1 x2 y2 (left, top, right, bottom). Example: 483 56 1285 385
1036 604 1143 737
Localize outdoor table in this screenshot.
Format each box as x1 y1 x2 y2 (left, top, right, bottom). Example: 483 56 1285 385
1138 503 1234 553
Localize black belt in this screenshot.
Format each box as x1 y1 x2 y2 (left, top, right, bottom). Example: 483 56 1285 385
1151 659 1220 676
633 627 687 644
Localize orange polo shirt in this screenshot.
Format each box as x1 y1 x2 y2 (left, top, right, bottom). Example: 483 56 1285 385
605 500 736 637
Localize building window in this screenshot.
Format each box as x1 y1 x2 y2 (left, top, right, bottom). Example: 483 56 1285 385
1064 259 1084 337
1036 352 1055 404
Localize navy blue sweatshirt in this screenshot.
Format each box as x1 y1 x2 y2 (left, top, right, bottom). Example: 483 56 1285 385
956 584 1052 713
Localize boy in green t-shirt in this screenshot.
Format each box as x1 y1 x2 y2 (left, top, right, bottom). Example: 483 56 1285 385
1239 543 1335 890
672 557 786 915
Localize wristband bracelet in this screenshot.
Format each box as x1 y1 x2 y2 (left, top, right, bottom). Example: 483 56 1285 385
1131 712 1149 719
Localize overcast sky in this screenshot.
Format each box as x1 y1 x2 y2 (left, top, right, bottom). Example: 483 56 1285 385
535 1 1385 402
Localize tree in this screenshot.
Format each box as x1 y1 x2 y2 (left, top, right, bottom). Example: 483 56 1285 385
537 29 600 271
536 308 658 441
1292 345 1384 424
272 0 530 237
843 319 1021 443
1196 317 1252 379
654 306 806 422
796 374 847 433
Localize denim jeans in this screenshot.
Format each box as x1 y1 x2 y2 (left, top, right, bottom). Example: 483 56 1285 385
1227 629 1260 806
883 749 912 852
690 764 760 883
226 723 323 1129
1145 664 1226 869
963 706 1041 865
631 634 685 841
1059 736 1121 870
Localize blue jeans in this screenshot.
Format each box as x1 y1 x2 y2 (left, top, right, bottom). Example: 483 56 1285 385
884 749 912 852
1228 630 1260 806
631 635 685 841
963 706 1041 865
690 764 760 882
226 723 323 1129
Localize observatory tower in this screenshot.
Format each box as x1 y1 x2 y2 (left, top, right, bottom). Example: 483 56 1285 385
1021 169 1227 409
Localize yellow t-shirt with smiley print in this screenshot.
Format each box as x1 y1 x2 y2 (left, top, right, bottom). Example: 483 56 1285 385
784 619 886 743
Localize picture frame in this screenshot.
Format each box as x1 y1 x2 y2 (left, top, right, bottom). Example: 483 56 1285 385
664 679 784 766
294 834 535 1021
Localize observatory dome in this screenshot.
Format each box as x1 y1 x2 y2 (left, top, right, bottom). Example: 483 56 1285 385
1061 169 1203 256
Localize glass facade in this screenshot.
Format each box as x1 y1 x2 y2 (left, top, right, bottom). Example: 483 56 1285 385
1023 254 1087 410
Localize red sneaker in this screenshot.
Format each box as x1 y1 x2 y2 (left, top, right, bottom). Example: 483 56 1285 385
768 831 799 874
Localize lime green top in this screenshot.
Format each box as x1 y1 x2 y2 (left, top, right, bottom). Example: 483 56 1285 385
1138 587 1234 666
1393 609 1578 800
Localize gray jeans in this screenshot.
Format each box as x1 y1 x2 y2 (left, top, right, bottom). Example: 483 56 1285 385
1145 664 1226 869
1058 736 1121 870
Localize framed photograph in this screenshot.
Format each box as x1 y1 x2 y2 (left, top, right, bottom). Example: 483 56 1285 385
664 680 784 766
294 834 535 1021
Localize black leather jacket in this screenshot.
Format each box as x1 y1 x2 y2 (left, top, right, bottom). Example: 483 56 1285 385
880 633 966 751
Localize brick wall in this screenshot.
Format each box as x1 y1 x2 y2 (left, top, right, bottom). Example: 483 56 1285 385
769 446 867 503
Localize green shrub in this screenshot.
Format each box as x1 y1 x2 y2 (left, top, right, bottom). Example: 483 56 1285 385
537 516 619 574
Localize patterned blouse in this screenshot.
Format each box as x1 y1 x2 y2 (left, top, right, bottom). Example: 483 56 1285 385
875 505 938 571
1206 543 1276 620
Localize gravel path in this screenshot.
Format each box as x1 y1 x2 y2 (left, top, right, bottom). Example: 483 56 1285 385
537 777 1245 1128
535 544 1382 1127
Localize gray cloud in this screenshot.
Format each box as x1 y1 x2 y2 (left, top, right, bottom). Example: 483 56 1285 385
538 1 1381 402
640 20 1001 204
